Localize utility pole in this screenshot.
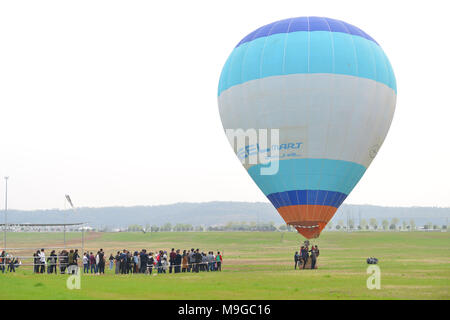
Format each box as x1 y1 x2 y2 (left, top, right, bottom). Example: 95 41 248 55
63 197 66 249
359 209 361 230
3 177 8 250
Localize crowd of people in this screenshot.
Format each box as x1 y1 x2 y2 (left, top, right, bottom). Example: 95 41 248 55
108 248 223 275
294 245 320 269
0 251 22 273
3 245 320 274
1 248 224 275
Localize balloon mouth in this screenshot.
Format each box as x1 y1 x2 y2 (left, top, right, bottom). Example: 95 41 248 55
277 205 335 239
289 222 325 239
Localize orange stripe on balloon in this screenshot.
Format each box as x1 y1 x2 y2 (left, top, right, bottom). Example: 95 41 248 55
277 205 337 239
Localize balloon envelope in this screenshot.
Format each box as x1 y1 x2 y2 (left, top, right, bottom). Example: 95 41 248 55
218 17 396 238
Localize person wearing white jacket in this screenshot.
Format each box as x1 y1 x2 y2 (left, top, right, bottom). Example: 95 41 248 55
82 253 89 273
95 252 100 275
38 249 46 273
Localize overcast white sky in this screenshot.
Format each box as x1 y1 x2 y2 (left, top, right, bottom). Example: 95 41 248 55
0 0 449 210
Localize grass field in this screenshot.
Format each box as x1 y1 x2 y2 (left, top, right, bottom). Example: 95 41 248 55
0 231 449 300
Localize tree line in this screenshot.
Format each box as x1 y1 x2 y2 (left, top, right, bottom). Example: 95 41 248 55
328 218 447 231
124 219 448 232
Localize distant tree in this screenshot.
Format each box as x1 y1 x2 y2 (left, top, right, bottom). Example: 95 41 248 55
389 224 396 230
423 222 433 230
360 219 367 230
433 225 440 230
335 225 341 230
402 221 408 231
327 222 333 230
207 225 224 232
410 219 416 231
194 225 204 232
279 225 288 231
391 218 399 230
150 225 160 232
160 223 172 232
382 220 389 230
349 219 355 230
175 224 182 232
369 218 378 230
337 220 344 231
127 224 143 232
442 225 448 230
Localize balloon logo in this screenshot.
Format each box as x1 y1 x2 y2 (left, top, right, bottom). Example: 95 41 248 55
218 17 396 239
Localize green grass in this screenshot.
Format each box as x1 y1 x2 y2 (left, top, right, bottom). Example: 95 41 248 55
1 231 449 299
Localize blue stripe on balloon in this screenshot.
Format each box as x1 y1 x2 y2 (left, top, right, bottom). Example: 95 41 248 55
247 158 366 196
267 190 348 209
218 31 396 96
235 17 377 48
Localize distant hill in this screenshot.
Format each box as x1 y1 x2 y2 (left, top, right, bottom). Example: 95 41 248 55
5 202 450 229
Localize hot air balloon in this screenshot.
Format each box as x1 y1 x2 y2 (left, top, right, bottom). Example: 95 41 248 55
218 17 396 239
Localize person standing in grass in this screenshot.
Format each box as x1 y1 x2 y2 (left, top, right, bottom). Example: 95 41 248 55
7 255 17 273
215 251 222 271
10 256 20 272
294 251 300 269
155 251 161 273
147 252 154 275
59 250 68 274
33 251 40 273
309 247 317 269
181 250 188 273
162 251 168 273
124 250 130 274
301 246 309 269
109 254 114 271
95 251 100 274
89 252 96 273
193 249 201 273
169 248 176 274
115 251 121 274
0 251 5 273
39 249 46 274
85 252 90 273
48 250 57 274
202 252 208 272
207 251 214 272
119 250 127 274
139 249 148 274
82 252 89 273
132 251 138 274
188 248 194 272
127 250 133 274
174 249 182 273
68 249 75 273
73 249 79 266
6 254 12 272
155 251 162 273
98 249 105 274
